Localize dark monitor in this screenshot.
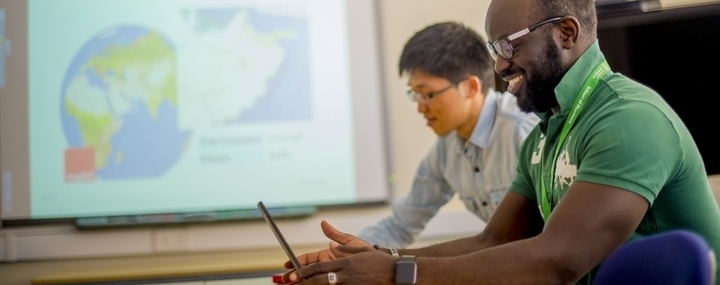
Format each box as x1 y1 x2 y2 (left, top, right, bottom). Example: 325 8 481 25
597 3 720 175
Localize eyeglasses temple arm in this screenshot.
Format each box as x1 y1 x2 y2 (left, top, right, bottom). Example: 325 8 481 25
507 28 530 41
528 17 563 32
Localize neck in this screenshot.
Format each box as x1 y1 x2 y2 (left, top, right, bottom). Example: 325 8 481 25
551 105 560 114
457 92 486 140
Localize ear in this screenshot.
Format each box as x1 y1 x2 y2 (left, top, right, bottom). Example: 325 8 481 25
464 76 482 99
556 16 580 49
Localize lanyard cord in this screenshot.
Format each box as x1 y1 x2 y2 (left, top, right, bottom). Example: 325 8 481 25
540 61 610 222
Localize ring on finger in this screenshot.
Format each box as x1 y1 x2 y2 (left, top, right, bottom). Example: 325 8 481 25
328 272 338 285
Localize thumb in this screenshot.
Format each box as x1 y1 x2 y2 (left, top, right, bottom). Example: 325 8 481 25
330 244 373 257
321 220 355 245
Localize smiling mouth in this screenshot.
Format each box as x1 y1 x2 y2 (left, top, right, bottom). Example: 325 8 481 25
507 74 525 94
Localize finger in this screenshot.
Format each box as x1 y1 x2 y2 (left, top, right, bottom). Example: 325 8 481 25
298 251 321 266
286 248 340 269
329 245 350 259
281 269 296 284
318 248 336 262
291 259 345 283
330 244 373 257
320 220 356 245
284 257 310 269
319 246 338 262
285 258 302 269
325 242 341 260
296 272 342 285
292 271 340 285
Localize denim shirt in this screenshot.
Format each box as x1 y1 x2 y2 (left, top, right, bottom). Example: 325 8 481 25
358 89 539 247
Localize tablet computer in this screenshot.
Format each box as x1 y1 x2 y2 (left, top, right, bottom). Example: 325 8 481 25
257 201 302 269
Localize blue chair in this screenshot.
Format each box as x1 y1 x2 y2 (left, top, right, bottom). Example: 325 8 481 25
592 230 716 285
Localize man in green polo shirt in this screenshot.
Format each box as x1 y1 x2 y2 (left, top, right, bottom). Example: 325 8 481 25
280 0 720 283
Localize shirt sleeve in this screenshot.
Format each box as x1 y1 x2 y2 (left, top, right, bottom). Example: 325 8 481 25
510 127 542 200
574 100 682 205
357 139 454 248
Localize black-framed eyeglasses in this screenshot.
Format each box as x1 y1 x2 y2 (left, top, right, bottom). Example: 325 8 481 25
406 83 455 104
486 16 562 61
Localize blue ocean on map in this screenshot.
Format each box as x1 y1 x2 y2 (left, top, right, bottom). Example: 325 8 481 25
60 26 190 179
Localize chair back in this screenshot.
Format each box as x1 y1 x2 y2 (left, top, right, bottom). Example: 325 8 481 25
592 230 716 285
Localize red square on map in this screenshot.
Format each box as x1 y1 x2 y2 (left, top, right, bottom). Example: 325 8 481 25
65 148 96 183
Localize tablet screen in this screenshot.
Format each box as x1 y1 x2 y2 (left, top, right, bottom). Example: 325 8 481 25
257 201 302 269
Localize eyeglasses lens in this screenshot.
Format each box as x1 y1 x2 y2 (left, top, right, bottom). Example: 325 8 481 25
495 40 513 59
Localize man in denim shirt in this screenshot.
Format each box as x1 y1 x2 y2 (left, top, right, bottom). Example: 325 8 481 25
357 22 539 248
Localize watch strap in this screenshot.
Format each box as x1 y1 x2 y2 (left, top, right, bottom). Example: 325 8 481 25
372 244 400 257
389 247 399 257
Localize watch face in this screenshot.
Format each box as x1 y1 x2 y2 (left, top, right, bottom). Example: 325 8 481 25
395 258 417 285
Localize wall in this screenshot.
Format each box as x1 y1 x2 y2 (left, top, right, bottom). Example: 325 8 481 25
2 0 719 284
377 0 492 216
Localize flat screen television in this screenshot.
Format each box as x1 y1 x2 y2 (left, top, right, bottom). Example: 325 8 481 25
0 0 391 226
596 2 720 175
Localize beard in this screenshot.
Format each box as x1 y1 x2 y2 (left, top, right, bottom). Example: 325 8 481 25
517 34 565 113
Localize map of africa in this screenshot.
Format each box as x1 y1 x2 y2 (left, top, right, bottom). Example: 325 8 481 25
177 7 311 128
60 8 311 180
61 26 190 179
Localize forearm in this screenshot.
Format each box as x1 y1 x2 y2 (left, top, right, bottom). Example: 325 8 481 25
362 179 453 248
395 192 543 258
415 236 579 285
410 183 650 284
396 233 497 257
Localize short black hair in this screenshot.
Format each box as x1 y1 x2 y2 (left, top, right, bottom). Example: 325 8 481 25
398 22 495 94
533 0 597 40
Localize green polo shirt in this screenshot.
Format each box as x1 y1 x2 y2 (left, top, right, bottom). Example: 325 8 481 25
511 41 720 284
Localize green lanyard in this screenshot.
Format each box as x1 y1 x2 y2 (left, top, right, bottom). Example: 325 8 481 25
540 60 610 222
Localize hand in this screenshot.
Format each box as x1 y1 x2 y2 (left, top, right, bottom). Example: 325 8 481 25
284 220 371 269
284 246 397 285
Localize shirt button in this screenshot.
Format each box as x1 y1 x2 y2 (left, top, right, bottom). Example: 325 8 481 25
481 201 488 206
474 166 480 172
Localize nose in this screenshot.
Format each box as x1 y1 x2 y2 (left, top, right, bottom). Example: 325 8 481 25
494 55 511 75
417 101 428 113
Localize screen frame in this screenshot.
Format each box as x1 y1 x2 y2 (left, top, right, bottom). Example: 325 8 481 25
0 0 393 225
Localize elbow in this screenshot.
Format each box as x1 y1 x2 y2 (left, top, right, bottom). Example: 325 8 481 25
474 231 498 249
549 266 585 285
544 253 591 285
522 261 583 285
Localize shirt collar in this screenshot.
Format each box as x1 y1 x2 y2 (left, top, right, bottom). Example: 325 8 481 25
468 88 499 148
536 40 606 120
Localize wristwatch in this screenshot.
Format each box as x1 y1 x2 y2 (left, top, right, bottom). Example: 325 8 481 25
373 245 400 257
395 255 417 285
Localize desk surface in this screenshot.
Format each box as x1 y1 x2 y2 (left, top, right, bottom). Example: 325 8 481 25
29 245 325 285
25 235 465 285
132 277 275 285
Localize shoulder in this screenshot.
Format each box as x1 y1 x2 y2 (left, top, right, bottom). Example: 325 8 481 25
601 73 665 107
491 90 540 124
492 90 523 117
428 132 459 160
592 73 681 128
488 90 540 141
